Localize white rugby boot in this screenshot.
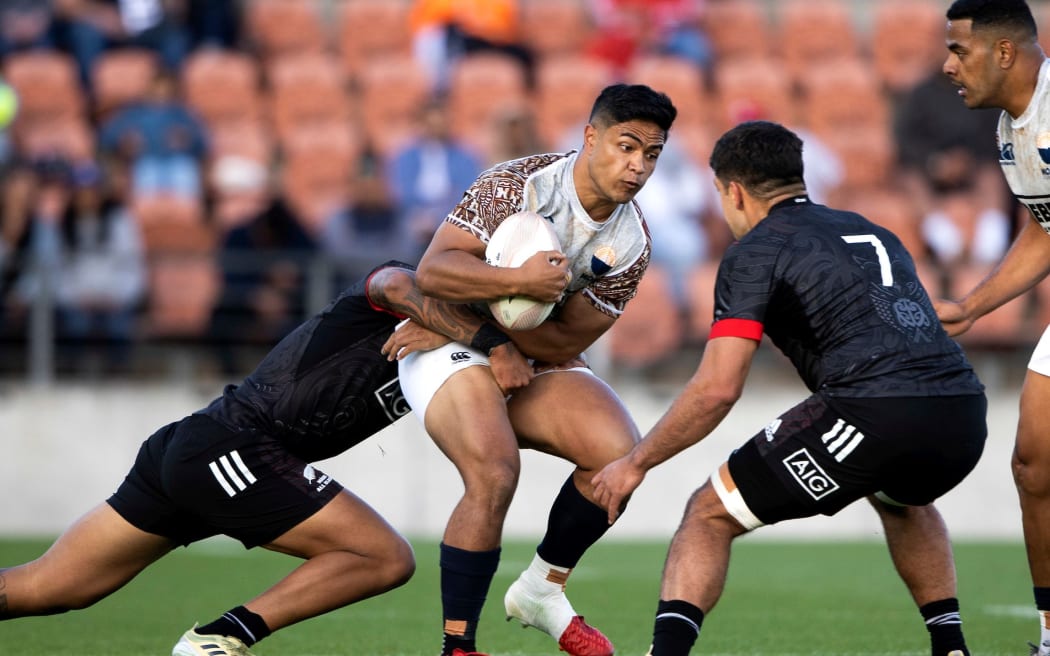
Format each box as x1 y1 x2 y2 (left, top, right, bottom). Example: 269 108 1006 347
172 624 256 656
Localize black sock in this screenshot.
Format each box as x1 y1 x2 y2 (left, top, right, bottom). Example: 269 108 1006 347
920 598 968 656
1035 586 1050 612
651 599 704 656
536 476 613 568
439 543 501 656
196 606 271 647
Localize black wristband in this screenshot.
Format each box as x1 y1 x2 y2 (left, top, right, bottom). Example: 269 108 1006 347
470 322 512 355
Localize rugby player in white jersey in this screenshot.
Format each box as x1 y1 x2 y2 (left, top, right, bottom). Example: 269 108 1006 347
384 84 676 656
937 1 1050 653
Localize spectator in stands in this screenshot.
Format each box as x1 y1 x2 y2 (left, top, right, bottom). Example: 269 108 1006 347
0 0 55 58
53 160 145 374
185 0 238 50
207 190 317 376
385 98 483 262
893 65 1012 267
51 0 190 88
410 0 533 91
0 159 37 339
585 0 713 78
633 138 713 316
98 67 208 200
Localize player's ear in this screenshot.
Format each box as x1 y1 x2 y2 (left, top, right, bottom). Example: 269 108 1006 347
728 181 746 210
996 37 1017 68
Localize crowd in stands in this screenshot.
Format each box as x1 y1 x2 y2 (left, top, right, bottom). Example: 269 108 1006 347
0 0 1044 379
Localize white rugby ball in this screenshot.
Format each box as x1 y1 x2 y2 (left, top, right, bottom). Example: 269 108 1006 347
485 210 561 331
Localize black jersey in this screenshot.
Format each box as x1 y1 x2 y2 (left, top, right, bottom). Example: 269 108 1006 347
711 197 983 398
199 262 411 462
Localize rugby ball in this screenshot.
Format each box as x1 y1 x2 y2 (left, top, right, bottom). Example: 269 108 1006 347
485 210 561 331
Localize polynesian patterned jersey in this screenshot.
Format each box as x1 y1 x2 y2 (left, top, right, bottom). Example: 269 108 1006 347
997 59 1050 229
710 197 983 398
446 151 650 318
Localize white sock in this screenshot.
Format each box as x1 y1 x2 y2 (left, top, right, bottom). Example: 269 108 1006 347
1039 610 1050 654
519 553 576 636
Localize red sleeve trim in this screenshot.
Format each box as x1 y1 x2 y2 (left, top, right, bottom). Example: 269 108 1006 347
365 268 409 319
709 318 763 341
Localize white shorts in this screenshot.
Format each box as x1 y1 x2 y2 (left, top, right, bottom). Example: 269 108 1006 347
398 342 489 422
1029 324 1050 376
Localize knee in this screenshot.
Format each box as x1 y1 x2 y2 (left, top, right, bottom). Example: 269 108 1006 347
462 458 520 507
382 537 416 590
1012 448 1050 498
681 486 745 537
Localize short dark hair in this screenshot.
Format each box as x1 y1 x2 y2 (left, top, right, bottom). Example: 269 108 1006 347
588 84 677 134
709 121 805 199
947 0 1038 40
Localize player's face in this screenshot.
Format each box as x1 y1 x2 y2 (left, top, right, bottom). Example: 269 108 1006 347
944 18 1007 110
583 120 665 207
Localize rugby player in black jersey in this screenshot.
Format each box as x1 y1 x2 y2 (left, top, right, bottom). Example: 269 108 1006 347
593 121 987 656
0 261 533 656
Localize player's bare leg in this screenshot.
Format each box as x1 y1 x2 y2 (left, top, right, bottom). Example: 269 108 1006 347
250 489 415 630
870 497 969 655
503 369 640 656
1014 370 1050 654
174 488 415 655
648 478 747 656
422 364 521 656
0 503 174 618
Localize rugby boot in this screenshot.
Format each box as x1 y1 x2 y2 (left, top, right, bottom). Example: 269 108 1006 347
505 576 614 656
172 625 256 656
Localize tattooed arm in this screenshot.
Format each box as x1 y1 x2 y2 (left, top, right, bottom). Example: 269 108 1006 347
368 265 534 393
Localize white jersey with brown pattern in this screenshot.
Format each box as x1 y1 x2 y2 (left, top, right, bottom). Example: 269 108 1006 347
446 151 651 318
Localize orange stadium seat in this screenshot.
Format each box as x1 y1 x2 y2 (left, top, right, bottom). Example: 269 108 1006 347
145 252 221 339
281 150 358 235
338 0 414 80
519 0 594 59
798 58 890 138
91 48 159 120
820 126 896 196
3 51 84 124
702 0 774 63
840 189 926 264
777 0 861 85
870 0 946 96
207 120 274 164
356 53 431 157
266 52 353 145
712 56 797 133
17 117 95 166
446 52 531 159
244 0 329 60
625 54 709 128
607 265 684 369
181 50 264 125
533 54 615 150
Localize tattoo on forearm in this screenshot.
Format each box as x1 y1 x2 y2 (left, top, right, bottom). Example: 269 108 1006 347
373 273 480 343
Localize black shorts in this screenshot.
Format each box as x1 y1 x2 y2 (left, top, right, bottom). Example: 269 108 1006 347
727 393 987 525
107 413 344 548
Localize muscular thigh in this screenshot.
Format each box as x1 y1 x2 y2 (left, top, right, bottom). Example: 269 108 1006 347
265 488 407 559
1017 369 1050 470
507 369 640 471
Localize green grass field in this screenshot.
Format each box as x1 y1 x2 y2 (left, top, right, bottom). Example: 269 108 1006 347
0 538 1032 655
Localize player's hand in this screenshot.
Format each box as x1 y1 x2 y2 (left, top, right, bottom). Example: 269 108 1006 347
488 342 534 394
592 455 645 525
932 298 974 337
382 319 452 360
518 251 571 303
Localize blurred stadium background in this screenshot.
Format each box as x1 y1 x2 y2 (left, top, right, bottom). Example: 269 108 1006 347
0 0 1039 540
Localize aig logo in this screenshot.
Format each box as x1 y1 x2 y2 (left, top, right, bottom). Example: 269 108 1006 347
782 448 840 500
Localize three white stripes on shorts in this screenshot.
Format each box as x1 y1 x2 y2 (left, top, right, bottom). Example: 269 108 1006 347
821 418 865 462
208 450 258 497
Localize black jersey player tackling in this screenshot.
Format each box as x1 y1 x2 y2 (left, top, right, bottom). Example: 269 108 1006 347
593 121 987 656
0 261 533 656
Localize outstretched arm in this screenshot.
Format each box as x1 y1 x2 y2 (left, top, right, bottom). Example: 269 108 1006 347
369 265 533 393
592 336 758 523
936 217 1050 336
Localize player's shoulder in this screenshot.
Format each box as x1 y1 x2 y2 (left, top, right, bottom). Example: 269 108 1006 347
481 151 573 183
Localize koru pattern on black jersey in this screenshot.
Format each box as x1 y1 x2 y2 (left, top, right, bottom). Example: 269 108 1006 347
201 261 411 462
712 197 983 398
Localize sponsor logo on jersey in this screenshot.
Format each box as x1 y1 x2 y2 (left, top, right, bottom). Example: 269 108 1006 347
209 450 258 497
302 464 332 492
782 448 840 500
1039 133 1050 166
450 351 472 363
1025 201 1050 232
374 377 410 422
764 417 782 442
1000 141 1015 165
